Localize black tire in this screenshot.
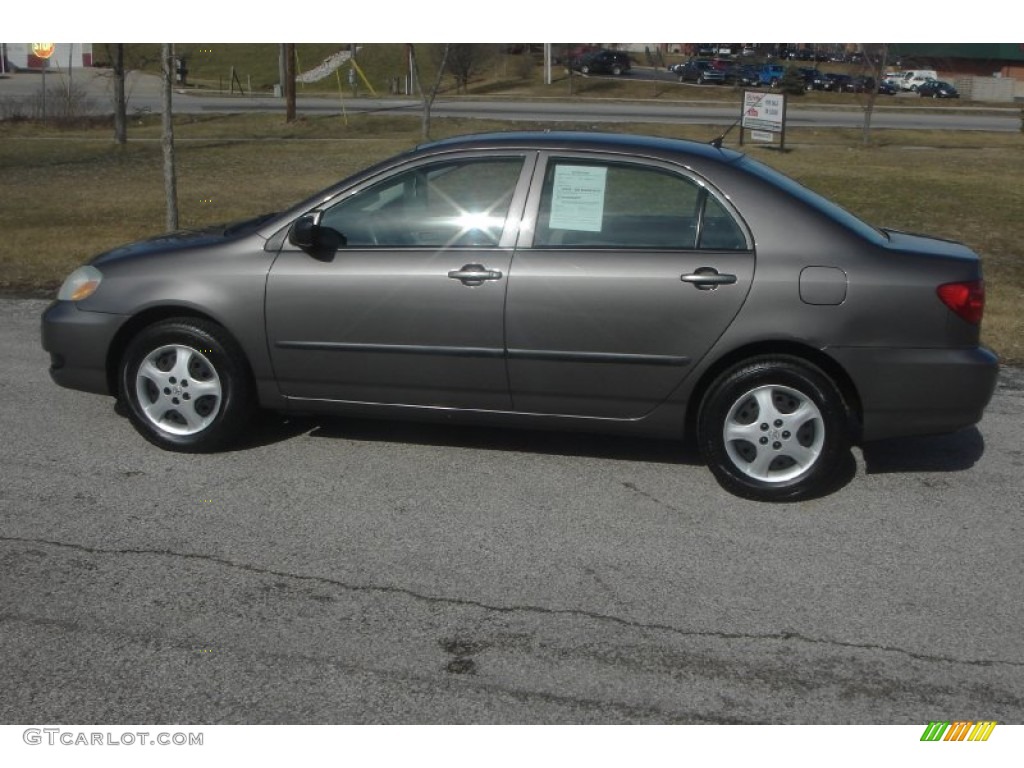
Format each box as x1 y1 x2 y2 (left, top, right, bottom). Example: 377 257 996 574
612 65 623 76
119 318 254 452
697 356 850 502
580 65 590 75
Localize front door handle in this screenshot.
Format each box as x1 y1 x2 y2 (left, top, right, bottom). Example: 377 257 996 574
448 264 503 286
681 267 737 291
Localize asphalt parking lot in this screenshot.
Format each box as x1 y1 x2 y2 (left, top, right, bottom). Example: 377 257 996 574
2 298 1022 723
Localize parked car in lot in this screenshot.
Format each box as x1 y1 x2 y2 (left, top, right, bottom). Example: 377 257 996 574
798 67 828 91
42 131 998 501
917 80 960 98
673 59 726 84
724 64 760 86
842 76 873 93
570 49 631 76
882 71 907 89
900 69 939 91
822 73 853 92
842 76 898 95
756 63 787 87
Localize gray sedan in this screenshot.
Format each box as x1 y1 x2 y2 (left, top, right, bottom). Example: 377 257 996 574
41 132 998 501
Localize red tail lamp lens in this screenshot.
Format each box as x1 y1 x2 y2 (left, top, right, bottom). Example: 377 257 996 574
936 280 985 325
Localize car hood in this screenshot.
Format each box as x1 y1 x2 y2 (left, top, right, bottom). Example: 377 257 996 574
90 214 275 267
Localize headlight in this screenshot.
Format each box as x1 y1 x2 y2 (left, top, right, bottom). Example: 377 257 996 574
57 265 103 302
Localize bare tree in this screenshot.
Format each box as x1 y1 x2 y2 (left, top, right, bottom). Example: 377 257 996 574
409 43 450 140
446 44 491 93
859 44 888 146
113 44 127 145
161 44 179 231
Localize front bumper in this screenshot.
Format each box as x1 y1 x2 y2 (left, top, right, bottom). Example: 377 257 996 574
41 301 128 396
828 346 1000 441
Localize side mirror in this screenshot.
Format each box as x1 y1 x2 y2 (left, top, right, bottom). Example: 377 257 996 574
288 213 321 250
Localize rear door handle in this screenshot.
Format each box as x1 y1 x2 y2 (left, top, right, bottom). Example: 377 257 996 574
448 264 503 286
681 267 737 290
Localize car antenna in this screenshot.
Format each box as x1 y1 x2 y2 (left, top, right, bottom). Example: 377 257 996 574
709 116 742 149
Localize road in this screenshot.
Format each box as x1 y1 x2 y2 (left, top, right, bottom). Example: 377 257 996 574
1 69 1020 132
2 298 1023 723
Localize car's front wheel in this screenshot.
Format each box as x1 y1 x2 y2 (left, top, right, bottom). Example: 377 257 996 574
119 318 254 452
697 357 850 501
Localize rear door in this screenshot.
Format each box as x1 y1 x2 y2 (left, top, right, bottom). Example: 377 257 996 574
504 152 755 419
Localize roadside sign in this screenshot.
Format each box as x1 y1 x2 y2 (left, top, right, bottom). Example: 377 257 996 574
742 92 784 132
31 43 56 60
739 91 787 150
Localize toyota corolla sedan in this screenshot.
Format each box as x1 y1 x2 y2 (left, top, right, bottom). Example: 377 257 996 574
41 132 999 501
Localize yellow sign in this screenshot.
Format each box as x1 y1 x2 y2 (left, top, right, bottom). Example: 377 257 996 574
32 43 56 60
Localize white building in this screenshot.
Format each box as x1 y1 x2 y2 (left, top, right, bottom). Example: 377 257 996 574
1 44 93 72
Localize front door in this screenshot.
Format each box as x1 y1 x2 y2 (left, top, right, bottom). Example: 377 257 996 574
266 154 531 410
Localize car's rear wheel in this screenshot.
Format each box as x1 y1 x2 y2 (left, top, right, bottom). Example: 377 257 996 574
697 357 850 502
119 318 254 452
612 65 623 76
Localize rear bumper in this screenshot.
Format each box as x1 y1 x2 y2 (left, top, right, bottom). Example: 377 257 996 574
40 301 127 396
828 346 999 441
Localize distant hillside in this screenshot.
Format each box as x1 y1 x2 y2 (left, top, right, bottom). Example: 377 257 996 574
91 43 413 93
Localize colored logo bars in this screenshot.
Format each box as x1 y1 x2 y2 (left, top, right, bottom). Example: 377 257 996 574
920 721 997 742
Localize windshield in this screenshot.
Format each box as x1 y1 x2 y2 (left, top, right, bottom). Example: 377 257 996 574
737 155 888 244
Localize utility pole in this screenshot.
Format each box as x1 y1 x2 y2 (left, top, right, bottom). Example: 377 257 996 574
113 44 126 144
284 43 296 122
278 44 286 97
161 43 179 231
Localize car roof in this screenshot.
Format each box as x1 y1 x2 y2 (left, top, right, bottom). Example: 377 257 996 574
416 131 746 164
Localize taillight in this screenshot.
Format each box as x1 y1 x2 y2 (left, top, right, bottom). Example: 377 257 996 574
936 280 985 325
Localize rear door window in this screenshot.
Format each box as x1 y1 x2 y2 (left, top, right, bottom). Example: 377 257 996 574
532 158 748 251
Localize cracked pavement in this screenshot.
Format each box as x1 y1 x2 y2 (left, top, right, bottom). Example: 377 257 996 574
2 299 1022 723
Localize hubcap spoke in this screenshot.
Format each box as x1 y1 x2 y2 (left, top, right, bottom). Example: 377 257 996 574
788 402 818 433
753 387 781 423
170 349 194 382
725 420 762 443
177 403 204 432
786 442 819 470
188 378 221 398
746 446 777 478
141 398 169 424
138 360 168 386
